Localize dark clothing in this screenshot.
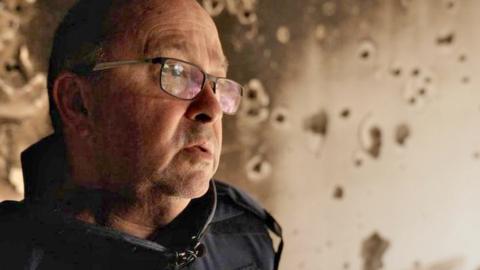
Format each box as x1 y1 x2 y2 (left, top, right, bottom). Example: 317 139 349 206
0 135 283 269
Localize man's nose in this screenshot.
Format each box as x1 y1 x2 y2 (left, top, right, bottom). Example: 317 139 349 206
185 81 223 123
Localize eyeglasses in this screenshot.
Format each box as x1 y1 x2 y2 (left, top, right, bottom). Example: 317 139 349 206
92 57 243 115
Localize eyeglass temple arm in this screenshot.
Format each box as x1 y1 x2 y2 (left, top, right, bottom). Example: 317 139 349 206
92 59 155 71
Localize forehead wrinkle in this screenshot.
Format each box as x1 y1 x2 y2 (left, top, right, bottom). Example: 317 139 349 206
144 28 227 75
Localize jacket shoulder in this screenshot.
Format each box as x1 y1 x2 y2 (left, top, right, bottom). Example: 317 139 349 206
0 200 25 218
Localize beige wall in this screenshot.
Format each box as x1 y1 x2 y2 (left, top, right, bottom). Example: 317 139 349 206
1 0 480 269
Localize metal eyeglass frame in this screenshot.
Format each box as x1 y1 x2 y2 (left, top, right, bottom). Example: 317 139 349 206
92 57 243 115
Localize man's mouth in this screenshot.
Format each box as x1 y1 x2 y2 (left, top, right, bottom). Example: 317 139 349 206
183 142 214 159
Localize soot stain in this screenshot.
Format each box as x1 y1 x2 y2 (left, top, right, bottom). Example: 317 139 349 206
305 110 329 137
361 232 390 270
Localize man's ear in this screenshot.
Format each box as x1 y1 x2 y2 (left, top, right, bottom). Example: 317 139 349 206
52 72 93 136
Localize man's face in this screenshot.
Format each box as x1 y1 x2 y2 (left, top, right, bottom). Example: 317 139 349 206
85 0 226 199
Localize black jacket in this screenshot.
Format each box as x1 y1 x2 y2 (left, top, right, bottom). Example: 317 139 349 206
0 135 283 270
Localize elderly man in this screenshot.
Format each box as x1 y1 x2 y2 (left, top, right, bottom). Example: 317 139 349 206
0 0 282 269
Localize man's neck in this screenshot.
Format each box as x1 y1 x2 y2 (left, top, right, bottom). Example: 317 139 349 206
73 190 191 239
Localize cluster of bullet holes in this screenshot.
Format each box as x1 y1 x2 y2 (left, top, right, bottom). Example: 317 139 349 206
457 53 470 84
356 116 412 167
361 232 390 270
238 78 270 125
246 154 272 182
396 66 436 108
202 0 257 25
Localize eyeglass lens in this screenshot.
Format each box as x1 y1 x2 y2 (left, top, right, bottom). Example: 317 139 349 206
160 59 242 114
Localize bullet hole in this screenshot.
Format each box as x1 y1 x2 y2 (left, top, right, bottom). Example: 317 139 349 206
322 1 336 16
390 67 402 77
360 50 370 60
361 232 390 270
367 126 382 159
246 155 272 182
340 108 351 119
315 24 327 41
245 79 269 106
237 9 257 25
424 76 432 84
333 186 344 200
418 88 426 96
304 110 328 137
271 107 289 128
459 54 467 62
446 0 456 9
15 5 22 13
358 40 376 61
276 26 290 44
355 158 363 167
275 114 285 123
202 0 225 17
436 32 455 46
411 68 420 77
409 97 416 105
395 124 410 146
247 89 257 100
462 76 470 84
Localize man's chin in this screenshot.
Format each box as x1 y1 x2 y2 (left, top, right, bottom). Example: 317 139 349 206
150 170 212 199
176 174 211 199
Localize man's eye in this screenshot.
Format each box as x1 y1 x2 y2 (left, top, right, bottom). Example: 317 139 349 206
172 64 184 76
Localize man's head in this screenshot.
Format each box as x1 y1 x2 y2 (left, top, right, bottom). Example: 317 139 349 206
48 0 233 200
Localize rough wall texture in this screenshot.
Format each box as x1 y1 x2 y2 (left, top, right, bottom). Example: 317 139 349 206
1 0 480 270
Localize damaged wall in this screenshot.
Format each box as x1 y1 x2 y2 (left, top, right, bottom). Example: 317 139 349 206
1 0 480 269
